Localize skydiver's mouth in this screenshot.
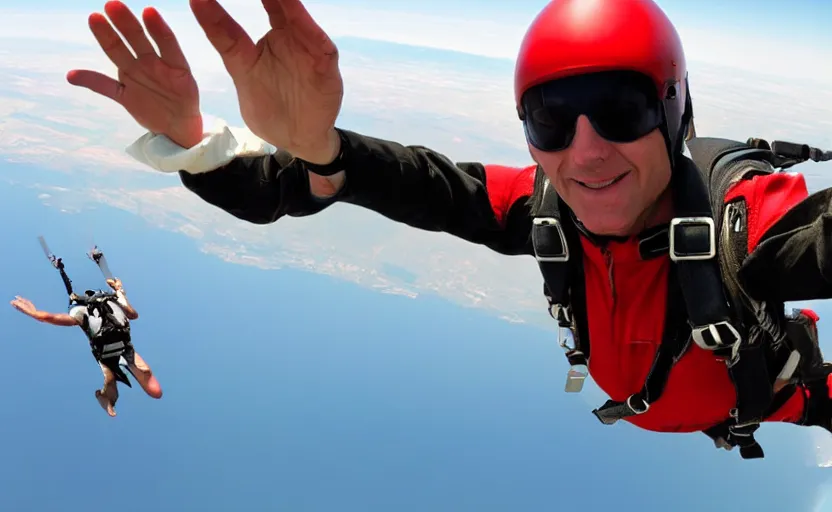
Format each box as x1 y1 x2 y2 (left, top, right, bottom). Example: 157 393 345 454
574 171 630 190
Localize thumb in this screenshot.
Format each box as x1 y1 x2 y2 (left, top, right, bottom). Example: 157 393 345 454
189 0 258 79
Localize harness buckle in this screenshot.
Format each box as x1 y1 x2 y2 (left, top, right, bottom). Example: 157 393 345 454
558 322 576 351
558 326 587 393
669 216 716 261
626 394 650 415
691 321 742 350
592 394 650 425
565 363 588 393
726 420 765 459
550 304 586 393
549 303 573 327
532 217 569 262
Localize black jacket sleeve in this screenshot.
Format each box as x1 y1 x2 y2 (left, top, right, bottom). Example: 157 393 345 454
739 187 832 301
178 128 534 256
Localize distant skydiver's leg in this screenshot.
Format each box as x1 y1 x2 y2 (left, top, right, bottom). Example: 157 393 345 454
125 350 163 399
95 362 119 417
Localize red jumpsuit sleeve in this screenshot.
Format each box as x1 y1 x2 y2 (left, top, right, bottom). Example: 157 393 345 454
724 172 809 252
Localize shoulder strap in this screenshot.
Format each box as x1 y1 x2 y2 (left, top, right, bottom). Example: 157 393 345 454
686 137 775 216
531 177 590 393
686 137 776 314
684 137 786 459
669 156 742 352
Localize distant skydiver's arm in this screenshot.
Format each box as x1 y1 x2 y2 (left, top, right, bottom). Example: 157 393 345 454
29 308 80 327
115 290 138 320
125 119 538 257
107 279 138 320
10 296 80 326
32 311 80 326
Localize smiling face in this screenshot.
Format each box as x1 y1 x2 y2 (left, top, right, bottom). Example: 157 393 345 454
529 117 673 236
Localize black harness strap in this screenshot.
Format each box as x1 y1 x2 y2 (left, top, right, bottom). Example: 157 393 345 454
671 155 772 456
702 382 798 459
670 157 742 353
685 137 800 458
531 177 590 392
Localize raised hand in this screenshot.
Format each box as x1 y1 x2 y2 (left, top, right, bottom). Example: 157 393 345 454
10 296 37 317
190 0 344 163
67 1 204 149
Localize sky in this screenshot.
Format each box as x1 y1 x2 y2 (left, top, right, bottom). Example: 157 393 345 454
2 0 832 509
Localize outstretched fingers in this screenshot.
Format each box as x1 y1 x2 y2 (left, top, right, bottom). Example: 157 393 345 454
103 1 158 59
88 11 137 71
10 296 33 312
142 7 190 70
189 0 257 77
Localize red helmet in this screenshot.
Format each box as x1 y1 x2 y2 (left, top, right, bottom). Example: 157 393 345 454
514 0 692 155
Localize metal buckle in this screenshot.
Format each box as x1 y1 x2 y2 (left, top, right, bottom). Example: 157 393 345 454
626 394 650 414
669 216 715 261
554 305 586 393
549 303 572 327
532 217 569 262
561 330 587 393
691 321 741 350
729 409 762 430
592 394 649 425
565 364 588 393
558 323 576 351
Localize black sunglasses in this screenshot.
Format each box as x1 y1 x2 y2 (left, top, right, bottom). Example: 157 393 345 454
520 70 665 152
